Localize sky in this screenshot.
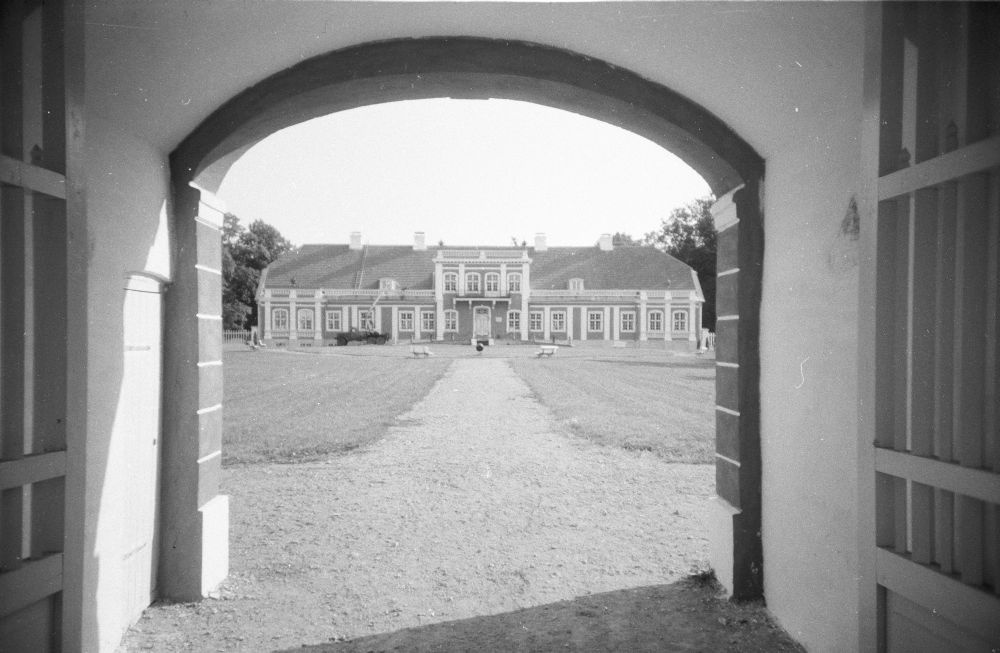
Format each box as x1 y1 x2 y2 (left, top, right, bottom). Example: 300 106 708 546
216 98 711 248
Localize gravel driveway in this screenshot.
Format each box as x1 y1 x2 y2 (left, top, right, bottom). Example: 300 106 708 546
123 357 723 651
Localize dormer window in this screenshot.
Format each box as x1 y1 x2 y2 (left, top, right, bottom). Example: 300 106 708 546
379 278 399 291
568 278 584 291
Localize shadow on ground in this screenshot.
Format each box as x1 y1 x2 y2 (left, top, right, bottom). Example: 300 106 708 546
277 579 803 653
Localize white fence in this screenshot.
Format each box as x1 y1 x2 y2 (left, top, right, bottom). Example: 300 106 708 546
223 329 250 343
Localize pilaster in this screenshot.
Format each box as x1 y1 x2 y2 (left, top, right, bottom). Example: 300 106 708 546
638 292 648 341
313 299 322 340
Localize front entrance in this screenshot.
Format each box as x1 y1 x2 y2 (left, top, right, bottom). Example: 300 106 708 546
474 306 491 338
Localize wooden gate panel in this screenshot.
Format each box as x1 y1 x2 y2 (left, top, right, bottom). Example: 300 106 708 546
0 1 75 650
863 3 1000 650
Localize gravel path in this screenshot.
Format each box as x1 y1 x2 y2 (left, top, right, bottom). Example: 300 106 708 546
122 358 718 651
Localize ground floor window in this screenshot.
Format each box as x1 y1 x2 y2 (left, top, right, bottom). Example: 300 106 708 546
359 309 374 330
399 310 414 331
551 310 566 332
621 310 635 332
648 310 663 332
272 308 288 330
325 309 341 331
672 309 688 332
421 311 435 332
444 310 458 331
508 310 521 331
529 311 543 331
588 310 603 332
297 308 314 331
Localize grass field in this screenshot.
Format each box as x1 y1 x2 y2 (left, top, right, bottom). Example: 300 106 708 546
222 350 450 465
223 347 715 466
511 354 716 464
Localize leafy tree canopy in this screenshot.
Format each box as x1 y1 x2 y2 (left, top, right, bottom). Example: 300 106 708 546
222 213 294 329
642 196 718 330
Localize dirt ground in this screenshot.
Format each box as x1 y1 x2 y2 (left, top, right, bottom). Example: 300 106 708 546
121 358 801 652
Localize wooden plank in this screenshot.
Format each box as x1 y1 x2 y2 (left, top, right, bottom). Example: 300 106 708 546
956 496 984 586
953 173 988 469
910 482 934 564
876 473 896 549
0 552 62 617
986 169 999 474
893 198 910 452
0 451 65 490
877 547 1000 644
0 154 66 199
878 135 1000 201
934 489 954 573
893 477 908 554
910 188 937 456
875 448 1000 505
933 181 957 463
874 199 899 449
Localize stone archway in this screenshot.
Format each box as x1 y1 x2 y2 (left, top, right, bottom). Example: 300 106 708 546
163 36 765 602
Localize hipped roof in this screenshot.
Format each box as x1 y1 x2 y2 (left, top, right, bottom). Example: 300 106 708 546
260 244 702 297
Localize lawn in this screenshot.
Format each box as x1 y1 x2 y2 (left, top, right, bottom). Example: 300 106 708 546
510 353 716 463
222 350 450 465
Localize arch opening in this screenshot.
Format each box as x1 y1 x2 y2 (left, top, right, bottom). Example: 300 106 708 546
163 36 765 607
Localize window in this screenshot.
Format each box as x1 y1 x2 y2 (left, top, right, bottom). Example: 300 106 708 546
359 309 374 330
672 309 689 332
444 310 458 331
569 278 584 291
443 272 458 292
465 273 481 293
588 310 603 332
529 311 543 331
272 308 288 330
648 310 663 332
485 272 500 293
325 310 342 331
620 310 635 332
421 311 435 332
399 310 414 331
297 308 314 331
507 273 521 292
507 310 521 332
551 311 566 332
379 278 398 290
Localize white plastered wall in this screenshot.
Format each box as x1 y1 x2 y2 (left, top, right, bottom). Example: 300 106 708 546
83 115 173 652
83 3 865 651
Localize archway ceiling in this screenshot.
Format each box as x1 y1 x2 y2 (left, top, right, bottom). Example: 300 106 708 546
178 37 760 197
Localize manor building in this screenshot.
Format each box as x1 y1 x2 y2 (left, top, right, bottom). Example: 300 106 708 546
257 232 704 346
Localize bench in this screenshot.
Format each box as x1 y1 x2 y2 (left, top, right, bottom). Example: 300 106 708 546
410 345 433 358
536 345 558 358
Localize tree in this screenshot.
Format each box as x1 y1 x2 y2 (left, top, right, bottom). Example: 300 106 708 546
611 232 638 246
643 196 717 330
222 213 294 329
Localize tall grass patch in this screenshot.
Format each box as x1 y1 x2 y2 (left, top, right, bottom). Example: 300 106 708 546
511 355 715 463
223 351 450 465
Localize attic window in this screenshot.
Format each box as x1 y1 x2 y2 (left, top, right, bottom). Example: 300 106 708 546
568 278 584 291
379 278 399 290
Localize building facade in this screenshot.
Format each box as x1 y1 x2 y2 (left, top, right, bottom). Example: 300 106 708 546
258 233 703 346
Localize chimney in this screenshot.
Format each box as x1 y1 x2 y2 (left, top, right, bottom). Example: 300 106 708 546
599 233 613 251
534 232 547 252
349 231 362 250
413 231 426 251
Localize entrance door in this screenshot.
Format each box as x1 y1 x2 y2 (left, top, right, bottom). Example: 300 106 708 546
860 4 1000 651
118 275 163 624
474 307 491 338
